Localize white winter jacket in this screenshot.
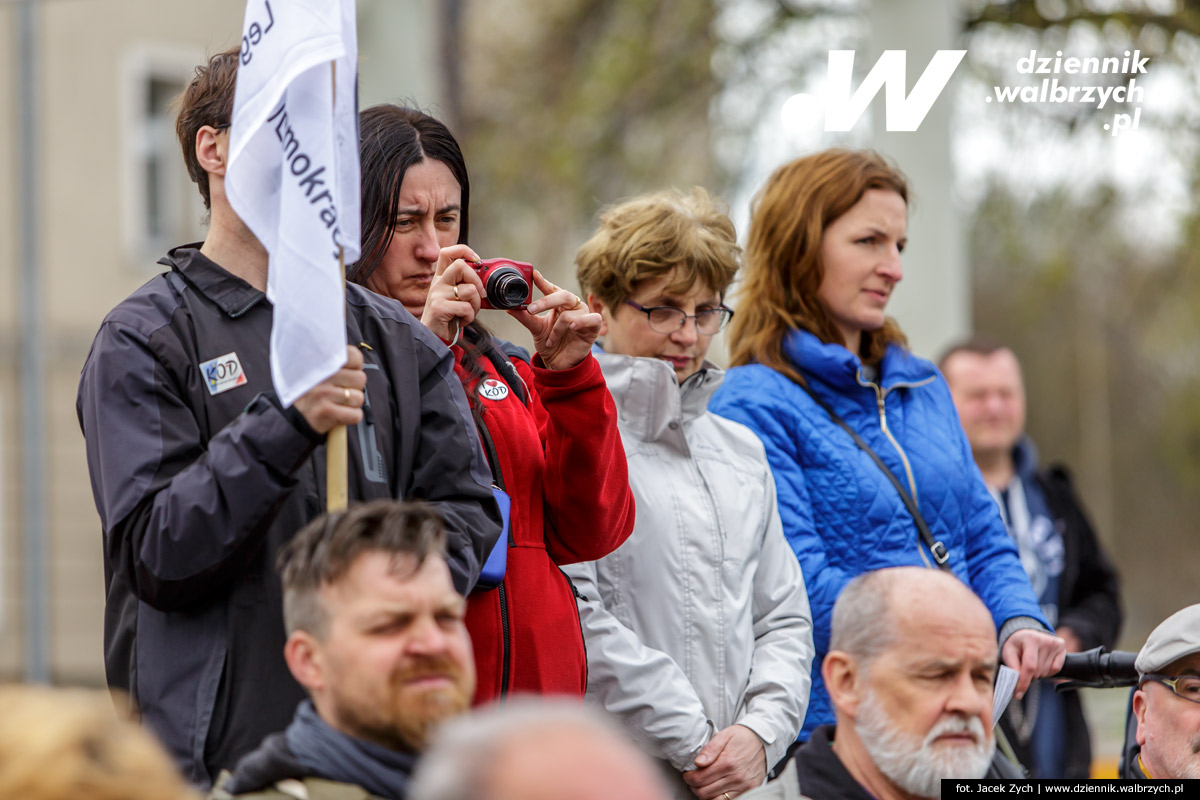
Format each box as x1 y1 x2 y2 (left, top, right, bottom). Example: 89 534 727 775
565 352 814 797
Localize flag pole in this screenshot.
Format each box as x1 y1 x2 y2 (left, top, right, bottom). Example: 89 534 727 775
327 58 349 512
327 248 349 511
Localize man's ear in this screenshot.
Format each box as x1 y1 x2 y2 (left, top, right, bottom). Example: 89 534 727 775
823 650 863 717
195 125 228 177
284 630 326 693
1132 688 1148 747
586 293 608 337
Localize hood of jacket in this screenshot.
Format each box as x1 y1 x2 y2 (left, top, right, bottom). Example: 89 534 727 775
782 328 938 395
593 349 723 449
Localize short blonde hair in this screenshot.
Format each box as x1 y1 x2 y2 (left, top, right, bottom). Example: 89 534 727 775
575 187 740 310
0 685 199 800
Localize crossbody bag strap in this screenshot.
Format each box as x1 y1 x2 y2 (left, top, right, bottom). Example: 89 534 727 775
797 377 953 572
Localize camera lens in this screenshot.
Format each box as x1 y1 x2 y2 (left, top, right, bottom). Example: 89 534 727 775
486 267 530 310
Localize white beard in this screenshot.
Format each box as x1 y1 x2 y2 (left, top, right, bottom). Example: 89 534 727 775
855 689 996 799
1153 727 1200 780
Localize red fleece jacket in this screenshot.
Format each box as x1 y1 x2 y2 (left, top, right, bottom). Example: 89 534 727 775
455 348 635 701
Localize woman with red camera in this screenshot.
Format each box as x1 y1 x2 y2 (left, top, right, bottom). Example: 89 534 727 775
349 105 635 703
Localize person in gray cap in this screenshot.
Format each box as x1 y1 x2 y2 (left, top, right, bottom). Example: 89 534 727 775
1130 603 1200 779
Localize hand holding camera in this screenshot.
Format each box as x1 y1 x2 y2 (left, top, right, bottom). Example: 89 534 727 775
421 244 486 343
510 270 602 371
424 246 600 369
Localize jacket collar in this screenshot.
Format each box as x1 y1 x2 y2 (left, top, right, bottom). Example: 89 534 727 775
1011 435 1041 481
160 243 267 318
793 725 878 800
782 328 936 392
593 349 723 444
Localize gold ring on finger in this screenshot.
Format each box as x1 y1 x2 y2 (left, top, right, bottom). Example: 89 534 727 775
343 387 351 405
724 794 733 800
453 284 460 301
572 295 582 310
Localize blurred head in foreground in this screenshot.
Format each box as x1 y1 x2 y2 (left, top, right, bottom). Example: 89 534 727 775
0 685 198 800
409 698 671 800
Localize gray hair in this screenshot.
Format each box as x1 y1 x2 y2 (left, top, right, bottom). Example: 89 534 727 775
829 569 901 667
408 699 640 800
277 499 447 638
831 568 983 669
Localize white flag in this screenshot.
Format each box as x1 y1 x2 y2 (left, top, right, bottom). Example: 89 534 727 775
226 0 361 408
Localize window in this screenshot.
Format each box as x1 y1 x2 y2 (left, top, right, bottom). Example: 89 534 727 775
122 46 207 266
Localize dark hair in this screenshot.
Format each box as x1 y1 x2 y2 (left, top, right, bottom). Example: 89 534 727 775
174 47 240 211
350 104 498 416
729 149 909 379
937 335 1012 371
277 500 447 638
350 105 471 286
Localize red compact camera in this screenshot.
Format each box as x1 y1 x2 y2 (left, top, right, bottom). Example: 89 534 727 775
471 258 534 310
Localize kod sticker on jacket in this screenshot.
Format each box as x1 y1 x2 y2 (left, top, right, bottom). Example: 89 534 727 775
201 352 249 395
480 378 509 401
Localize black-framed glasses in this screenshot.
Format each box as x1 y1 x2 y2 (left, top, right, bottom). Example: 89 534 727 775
1140 673 1200 704
623 300 734 335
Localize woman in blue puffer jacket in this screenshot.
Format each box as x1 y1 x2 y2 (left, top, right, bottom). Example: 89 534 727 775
709 149 1066 743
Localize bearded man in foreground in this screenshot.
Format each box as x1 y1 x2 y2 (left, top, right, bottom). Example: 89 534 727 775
746 568 997 800
210 501 476 800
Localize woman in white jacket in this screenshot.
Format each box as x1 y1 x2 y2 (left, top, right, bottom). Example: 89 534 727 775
565 187 815 800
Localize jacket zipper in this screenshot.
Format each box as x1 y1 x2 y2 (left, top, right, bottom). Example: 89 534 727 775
693 456 729 720
857 371 937 566
497 581 511 698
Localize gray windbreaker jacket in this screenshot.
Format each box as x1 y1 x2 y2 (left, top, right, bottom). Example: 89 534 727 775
565 351 814 798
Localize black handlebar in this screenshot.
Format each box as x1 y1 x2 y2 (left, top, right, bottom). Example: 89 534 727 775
1049 646 1139 691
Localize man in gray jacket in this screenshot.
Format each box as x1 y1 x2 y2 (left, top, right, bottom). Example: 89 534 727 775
77 47 499 789
570 188 814 800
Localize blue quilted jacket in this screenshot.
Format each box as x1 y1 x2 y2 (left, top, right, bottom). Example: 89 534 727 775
709 329 1047 740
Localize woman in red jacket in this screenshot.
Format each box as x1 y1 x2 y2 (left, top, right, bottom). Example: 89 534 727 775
349 105 635 702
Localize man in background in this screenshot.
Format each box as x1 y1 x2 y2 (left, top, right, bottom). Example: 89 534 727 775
941 339 1122 779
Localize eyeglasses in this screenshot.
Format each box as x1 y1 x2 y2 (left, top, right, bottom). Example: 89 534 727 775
623 300 734 335
1140 673 1200 704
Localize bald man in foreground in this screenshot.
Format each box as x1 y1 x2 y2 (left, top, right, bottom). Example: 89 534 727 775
408 699 672 800
747 568 999 800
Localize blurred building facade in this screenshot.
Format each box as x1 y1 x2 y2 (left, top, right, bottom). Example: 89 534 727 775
0 0 443 684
